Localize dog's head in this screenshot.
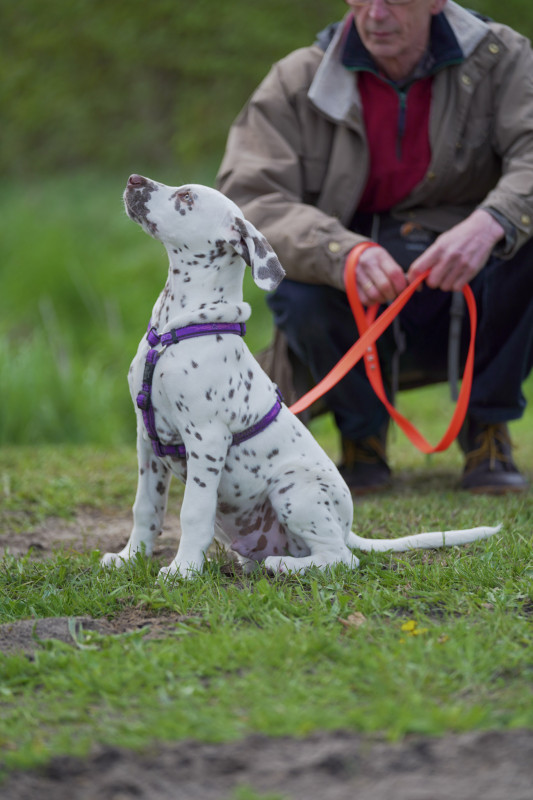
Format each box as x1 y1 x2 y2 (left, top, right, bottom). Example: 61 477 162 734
123 174 285 292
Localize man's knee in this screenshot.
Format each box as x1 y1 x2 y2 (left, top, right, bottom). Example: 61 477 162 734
268 280 348 339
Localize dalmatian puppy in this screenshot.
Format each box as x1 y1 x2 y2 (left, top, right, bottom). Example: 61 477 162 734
101 175 500 579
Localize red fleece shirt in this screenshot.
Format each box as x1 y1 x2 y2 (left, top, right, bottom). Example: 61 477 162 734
357 71 433 214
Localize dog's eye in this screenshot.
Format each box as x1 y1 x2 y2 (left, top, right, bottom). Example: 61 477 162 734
179 191 192 202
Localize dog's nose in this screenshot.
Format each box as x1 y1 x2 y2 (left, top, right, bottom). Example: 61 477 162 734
128 174 146 187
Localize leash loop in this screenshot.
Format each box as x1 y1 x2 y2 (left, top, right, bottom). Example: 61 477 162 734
290 242 477 453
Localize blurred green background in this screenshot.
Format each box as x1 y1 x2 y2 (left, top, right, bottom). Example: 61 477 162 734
2 0 531 178
1 0 532 445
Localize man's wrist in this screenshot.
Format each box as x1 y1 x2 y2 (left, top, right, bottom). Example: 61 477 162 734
479 207 517 256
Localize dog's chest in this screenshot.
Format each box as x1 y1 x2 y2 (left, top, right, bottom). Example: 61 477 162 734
129 333 277 444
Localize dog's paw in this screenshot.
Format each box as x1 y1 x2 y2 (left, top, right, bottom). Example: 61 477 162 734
101 540 153 568
158 561 203 581
264 555 304 575
100 551 129 569
100 547 146 568
264 549 360 574
240 558 260 575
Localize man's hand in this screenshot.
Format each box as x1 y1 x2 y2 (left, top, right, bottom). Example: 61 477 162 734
407 209 505 291
355 245 408 305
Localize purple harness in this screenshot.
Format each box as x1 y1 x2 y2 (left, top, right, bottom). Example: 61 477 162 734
136 321 283 459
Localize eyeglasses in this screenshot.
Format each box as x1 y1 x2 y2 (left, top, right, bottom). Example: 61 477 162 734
348 0 415 6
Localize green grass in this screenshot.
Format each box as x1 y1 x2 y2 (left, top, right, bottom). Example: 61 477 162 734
1 171 532 777
1 543 532 772
0 444 532 775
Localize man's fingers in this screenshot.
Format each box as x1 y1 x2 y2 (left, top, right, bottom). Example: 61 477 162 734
407 210 505 290
356 246 407 304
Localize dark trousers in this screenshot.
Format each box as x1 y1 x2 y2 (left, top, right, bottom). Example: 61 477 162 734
267 241 533 442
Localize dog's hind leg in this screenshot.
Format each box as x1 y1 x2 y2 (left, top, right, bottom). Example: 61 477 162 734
264 476 359 573
101 430 171 567
264 546 358 574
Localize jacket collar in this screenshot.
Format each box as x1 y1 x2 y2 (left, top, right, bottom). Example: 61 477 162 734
308 0 489 122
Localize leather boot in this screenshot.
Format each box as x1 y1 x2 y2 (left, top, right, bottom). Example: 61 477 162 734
338 422 391 495
459 418 528 494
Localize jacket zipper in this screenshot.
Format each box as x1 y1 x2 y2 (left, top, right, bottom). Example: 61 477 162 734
396 89 408 161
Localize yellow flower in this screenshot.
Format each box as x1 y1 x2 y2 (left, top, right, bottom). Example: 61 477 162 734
400 619 429 637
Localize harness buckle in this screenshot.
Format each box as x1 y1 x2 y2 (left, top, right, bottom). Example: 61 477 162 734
147 326 160 346
136 390 151 411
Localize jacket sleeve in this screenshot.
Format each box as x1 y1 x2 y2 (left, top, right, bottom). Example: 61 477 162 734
481 26 533 256
216 52 364 290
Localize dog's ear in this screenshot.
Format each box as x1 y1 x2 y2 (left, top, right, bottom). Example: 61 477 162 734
229 217 285 291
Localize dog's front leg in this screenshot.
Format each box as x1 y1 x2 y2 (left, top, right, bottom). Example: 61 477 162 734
101 427 171 567
159 429 230 580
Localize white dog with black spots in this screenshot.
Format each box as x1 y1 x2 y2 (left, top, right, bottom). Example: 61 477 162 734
101 175 500 579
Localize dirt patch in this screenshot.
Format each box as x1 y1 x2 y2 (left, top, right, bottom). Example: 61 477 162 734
0 508 233 658
0 503 236 655
1 728 532 799
0 508 203 655
0 508 181 563
0 609 200 656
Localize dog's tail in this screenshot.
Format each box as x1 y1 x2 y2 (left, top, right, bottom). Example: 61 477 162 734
348 524 501 553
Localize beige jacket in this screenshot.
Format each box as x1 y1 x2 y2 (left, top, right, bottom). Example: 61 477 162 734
217 2 533 291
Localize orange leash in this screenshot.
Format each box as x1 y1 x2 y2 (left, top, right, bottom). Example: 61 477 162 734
289 242 477 453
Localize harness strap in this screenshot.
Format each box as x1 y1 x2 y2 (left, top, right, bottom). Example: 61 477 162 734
289 242 477 454
147 320 246 347
136 321 282 459
232 390 284 446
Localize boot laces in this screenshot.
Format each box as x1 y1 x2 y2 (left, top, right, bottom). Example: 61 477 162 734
343 436 387 466
465 424 514 471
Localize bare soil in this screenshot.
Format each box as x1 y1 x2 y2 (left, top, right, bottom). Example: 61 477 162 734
1 511 532 799
2 729 532 800
0 507 182 564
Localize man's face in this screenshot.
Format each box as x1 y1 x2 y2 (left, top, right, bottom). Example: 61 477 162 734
345 0 446 80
